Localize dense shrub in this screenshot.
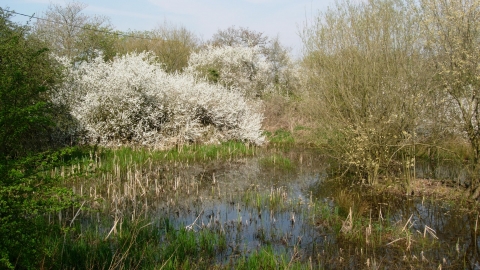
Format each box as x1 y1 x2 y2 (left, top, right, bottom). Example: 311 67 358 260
185 45 274 98
0 9 62 159
55 52 265 146
0 9 76 269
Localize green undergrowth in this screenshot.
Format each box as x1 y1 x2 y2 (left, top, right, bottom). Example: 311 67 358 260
98 141 256 170
230 246 305 270
34 141 257 180
37 217 229 269
265 129 295 148
259 154 296 172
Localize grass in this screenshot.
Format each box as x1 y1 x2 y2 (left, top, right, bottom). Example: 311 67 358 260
96 141 256 171
241 185 292 211
259 154 296 171
38 215 231 270
265 129 295 148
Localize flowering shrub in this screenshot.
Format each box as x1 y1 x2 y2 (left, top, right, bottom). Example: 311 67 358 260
185 45 274 97
54 52 264 146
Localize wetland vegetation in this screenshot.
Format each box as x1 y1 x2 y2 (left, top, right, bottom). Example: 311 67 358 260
3 0 480 269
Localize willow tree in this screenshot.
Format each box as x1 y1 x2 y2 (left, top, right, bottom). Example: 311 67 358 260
418 0 480 193
302 0 428 188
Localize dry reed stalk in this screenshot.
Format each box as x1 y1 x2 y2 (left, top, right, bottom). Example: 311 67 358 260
69 201 86 227
366 223 372 244
424 225 438 239
386 237 405 246
105 216 120 240
341 207 353 234
476 214 479 249
402 214 414 232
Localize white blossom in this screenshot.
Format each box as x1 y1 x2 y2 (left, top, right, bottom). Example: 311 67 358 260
54 52 264 146
185 45 274 97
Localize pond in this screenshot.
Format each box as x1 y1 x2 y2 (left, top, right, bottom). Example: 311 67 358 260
58 147 480 269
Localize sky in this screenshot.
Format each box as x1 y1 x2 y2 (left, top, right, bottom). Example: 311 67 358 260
2 0 335 57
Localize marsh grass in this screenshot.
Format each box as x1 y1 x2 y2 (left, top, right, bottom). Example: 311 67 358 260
259 154 296 172
34 143 316 269
305 178 480 269
38 215 232 269
97 141 256 171
241 185 292 212
22 144 480 269
265 129 295 147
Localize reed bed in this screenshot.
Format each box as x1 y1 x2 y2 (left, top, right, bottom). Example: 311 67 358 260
32 144 480 269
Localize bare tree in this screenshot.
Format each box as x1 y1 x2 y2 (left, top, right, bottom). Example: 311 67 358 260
115 21 198 73
302 0 427 188
210 26 268 49
33 1 113 60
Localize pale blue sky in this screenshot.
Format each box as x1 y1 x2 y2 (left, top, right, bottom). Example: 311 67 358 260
2 0 335 56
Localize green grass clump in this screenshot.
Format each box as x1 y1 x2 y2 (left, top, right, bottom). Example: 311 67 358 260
233 246 305 270
96 141 255 171
36 216 229 269
242 186 291 211
265 129 295 147
259 154 295 171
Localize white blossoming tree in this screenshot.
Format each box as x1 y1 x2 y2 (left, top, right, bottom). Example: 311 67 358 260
54 52 264 146
185 45 274 98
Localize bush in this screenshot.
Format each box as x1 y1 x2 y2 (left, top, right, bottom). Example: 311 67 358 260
185 45 274 98
55 52 265 146
0 8 62 159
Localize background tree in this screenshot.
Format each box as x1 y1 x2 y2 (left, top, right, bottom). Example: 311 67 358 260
33 1 114 61
210 25 268 49
206 26 300 97
301 0 427 188
418 0 480 194
186 45 274 98
265 36 300 96
115 21 198 73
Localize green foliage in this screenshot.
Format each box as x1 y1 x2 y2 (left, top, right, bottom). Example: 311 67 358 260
0 10 75 268
207 67 220 83
0 149 78 269
76 23 118 62
234 246 299 270
265 129 295 147
0 8 61 159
